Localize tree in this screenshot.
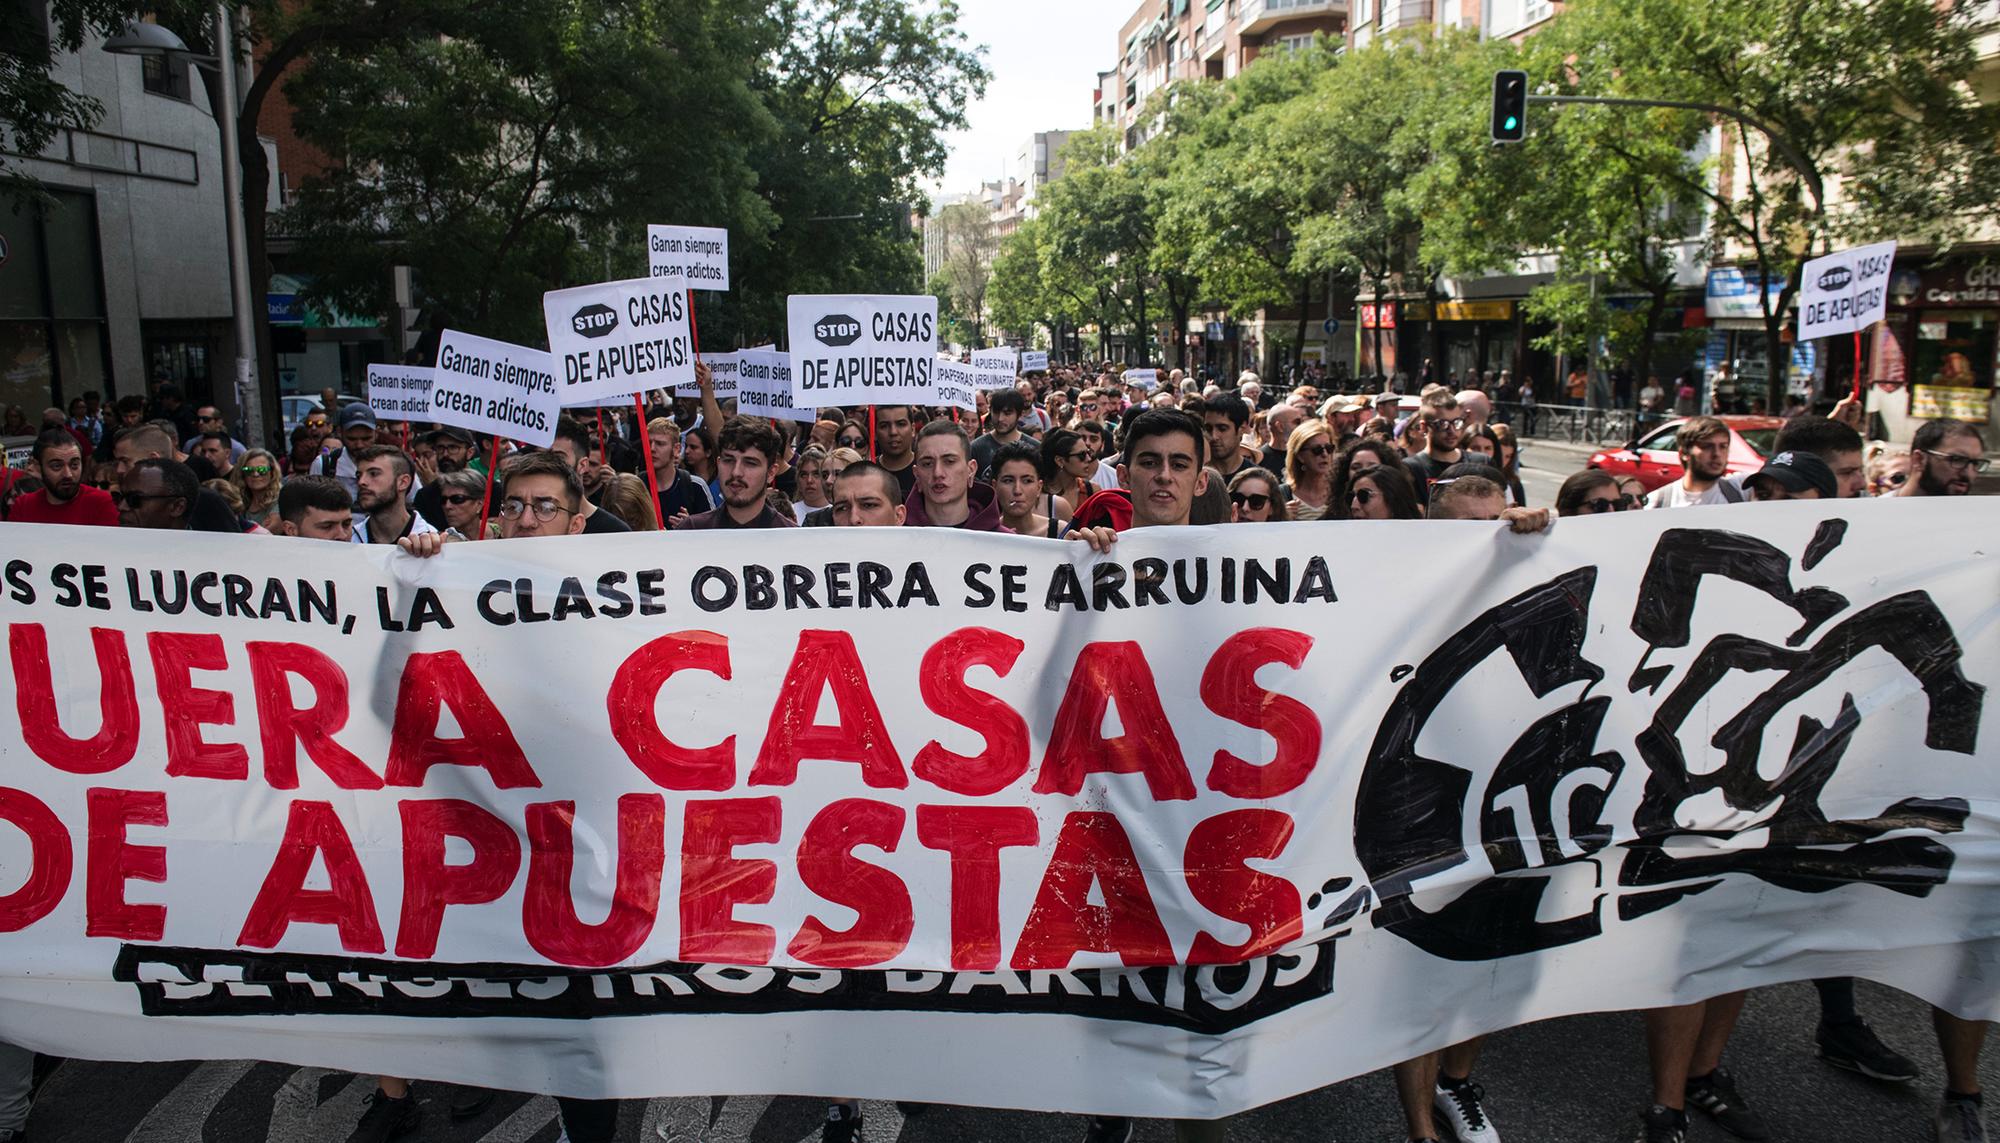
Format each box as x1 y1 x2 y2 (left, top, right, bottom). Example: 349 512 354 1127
1036 127 1156 362
989 215 1085 355
930 201 997 346
1559 0 2000 406
286 0 773 342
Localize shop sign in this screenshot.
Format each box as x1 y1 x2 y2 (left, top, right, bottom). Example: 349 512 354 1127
1404 300 1516 322
1896 257 2000 308
1912 384 1993 424
1705 268 1786 320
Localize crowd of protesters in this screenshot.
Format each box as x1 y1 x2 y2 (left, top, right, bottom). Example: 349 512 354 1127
0 361 1990 1143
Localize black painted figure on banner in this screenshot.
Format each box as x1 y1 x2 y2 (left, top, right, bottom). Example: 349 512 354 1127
1347 471 1985 1143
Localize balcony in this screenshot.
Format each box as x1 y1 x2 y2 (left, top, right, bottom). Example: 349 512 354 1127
1238 0 1344 36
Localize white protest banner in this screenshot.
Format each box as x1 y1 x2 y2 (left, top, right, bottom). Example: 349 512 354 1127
428 329 561 447
971 347 1017 375
737 348 815 423
1022 350 1050 373
365 364 433 421
932 356 980 412
1798 241 1898 342
677 350 739 399
2 501 1997 1118
1122 367 1160 389
646 224 730 290
542 277 695 408
787 294 937 405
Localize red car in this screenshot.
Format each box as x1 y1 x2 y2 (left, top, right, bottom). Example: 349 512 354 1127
1589 416 1785 492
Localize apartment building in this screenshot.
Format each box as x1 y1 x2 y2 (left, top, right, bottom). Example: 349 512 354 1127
1098 0 1348 152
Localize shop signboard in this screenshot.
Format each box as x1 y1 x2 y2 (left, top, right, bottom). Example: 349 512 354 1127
1704 268 1786 321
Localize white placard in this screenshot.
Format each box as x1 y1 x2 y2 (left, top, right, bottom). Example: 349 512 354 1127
932 356 981 412
1022 350 1050 373
429 329 561 447
1122 367 1160 390
365 364 433 421
677 351 739 399
787 294 938 405
972 347 1017 375
737 349 816 423
542 276 696 408
1799 241 1899 342
647 224 730 290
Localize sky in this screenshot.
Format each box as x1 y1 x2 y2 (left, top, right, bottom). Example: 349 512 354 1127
932 0 1126 198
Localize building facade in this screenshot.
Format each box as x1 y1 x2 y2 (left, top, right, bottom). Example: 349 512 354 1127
2 13 237 419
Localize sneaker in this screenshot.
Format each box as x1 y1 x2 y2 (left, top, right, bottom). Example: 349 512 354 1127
345 1090 421 1143
1685 1068 1769 1140
1818 1019 1919 1083
1939 1096 1989 1143
450 1087 498 1120
1635 1105 1686 1143
1434 1077 1499 1143
822 1102 863 1143
1082 1117 1135 1143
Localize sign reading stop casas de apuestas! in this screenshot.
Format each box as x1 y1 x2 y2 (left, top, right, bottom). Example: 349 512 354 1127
786 295 938 405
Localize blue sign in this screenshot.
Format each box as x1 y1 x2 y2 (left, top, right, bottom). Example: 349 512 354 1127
1704 268 1786 320
1322 318 1341 336
267 293 303 325
1205 321 1226 342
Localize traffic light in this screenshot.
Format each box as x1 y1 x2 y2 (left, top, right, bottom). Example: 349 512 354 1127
1491 70 1528 143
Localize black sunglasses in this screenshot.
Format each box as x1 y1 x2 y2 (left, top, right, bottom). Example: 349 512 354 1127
1350 488 1378 506
1582 497 1623 514
837 436 866 448
1230 492 1272 509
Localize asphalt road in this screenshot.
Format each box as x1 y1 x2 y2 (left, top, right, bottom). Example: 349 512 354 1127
19 979 1994 1142
1515 437 1603 508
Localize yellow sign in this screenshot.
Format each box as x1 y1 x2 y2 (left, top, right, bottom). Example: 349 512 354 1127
1403 300 1516 322
1911 385 1993 424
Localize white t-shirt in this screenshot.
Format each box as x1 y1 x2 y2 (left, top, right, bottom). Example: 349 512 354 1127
1646 480 1735 509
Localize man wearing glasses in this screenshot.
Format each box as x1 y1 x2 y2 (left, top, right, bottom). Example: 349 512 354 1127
183 405 245 463
1899 418 1987 498
1401 392 1475 507
494 451 590 539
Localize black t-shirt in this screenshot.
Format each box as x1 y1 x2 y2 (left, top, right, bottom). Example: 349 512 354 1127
884 459 916 500
190 488 243 533
1257 445 1286 475
581 505 630 534
654 468 713 522
1214 451 1257 481
1403 450 1491 506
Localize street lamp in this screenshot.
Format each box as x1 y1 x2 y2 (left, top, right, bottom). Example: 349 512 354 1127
104 9 263 451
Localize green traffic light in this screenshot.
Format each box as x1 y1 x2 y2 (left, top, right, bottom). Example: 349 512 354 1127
1503 116 1519 130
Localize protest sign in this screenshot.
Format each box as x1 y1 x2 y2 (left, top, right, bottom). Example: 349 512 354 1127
647 225 730 290
787 295 937 405
932 356 980 412
675 350 738 399
971 347 1017 375
542 277 695 408
1122 367 1160 390
1798 241 1898 342
428 329 561 447
2 501 1996 1117
1022 350 1049 373
365 364 433 421
737 349 814 423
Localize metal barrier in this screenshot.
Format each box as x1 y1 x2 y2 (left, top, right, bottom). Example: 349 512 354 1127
1492 402 1640 447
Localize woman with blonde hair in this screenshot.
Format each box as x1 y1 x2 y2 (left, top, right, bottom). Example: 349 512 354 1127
1283 418 1338 521
233 448 282 529
599 473 661 532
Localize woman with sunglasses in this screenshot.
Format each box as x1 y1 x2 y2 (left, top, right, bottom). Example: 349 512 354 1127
1867 445 1911 497
834 420 869 452
1327 438 1405 520
232 448 283 530
1555 469 1628 517
434 468 497 539
1228 467 1289 523
1344 461 1422 521
1282 419 1337 520
1040 428 1098 514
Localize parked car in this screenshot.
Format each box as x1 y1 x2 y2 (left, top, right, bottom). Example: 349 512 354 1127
1589 415 1784 492
280 395 326 438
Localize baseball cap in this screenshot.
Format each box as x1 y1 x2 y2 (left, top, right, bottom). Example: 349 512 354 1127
338 402 378 430
426 425 474 446
1745 451 1836 499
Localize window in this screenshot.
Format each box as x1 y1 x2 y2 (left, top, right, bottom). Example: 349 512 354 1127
142 51 191 100
1274 33 1316 52
5 0 50 50
1355 0 1372 20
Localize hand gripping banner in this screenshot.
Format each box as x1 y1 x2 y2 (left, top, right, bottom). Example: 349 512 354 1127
0 499 1995 1117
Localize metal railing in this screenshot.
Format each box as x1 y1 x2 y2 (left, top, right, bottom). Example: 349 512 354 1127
1491 402 1640 446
